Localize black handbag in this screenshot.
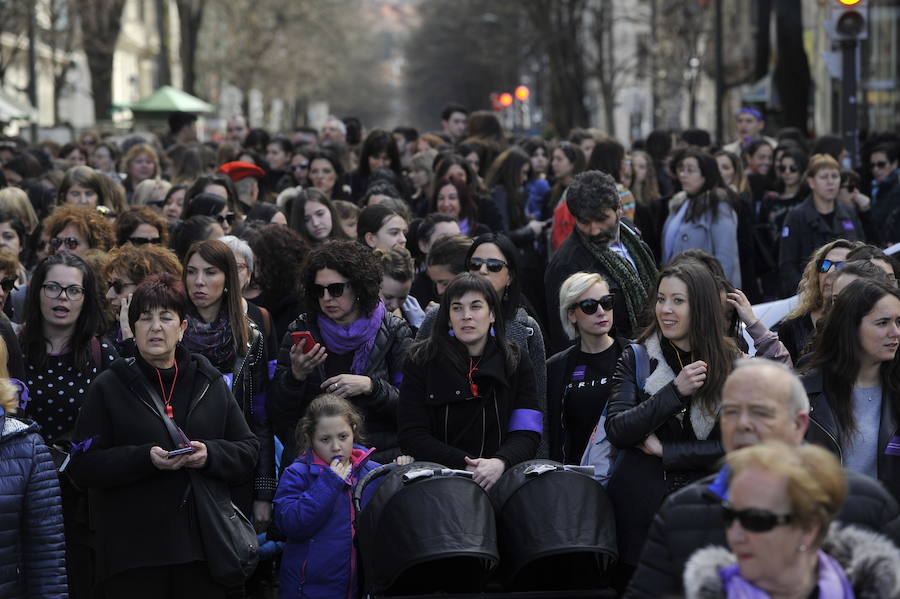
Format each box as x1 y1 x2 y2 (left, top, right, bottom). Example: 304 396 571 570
136 368 259 585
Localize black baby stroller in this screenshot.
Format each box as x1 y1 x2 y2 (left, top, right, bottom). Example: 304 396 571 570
354 461 499 596
489 459 618 591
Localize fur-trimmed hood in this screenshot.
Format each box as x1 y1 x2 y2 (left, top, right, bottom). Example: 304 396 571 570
684 524 900 599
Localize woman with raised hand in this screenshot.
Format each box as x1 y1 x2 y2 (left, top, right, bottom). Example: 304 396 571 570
270 240 412 464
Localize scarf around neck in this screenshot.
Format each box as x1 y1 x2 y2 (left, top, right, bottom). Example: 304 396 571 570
183 310 235 373
720 551 854 599
317 302 385 375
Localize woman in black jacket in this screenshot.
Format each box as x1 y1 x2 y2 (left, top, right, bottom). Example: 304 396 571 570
182 239 275 531
399 274 542 491
803 278 900 502
269 240 412 465
605 259 740 569
68 273 259 598
547 271 627 464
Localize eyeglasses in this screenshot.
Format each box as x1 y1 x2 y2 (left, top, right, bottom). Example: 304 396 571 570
0 277 17 293
871 160 889 169
311 282 346 298
721 501 793 533
816 259 844 273
777 164 799 174
571 295 615 314
214 212 236 226
41 282 85 300
110 279 134 294
468 257 508 274
129 236 161 246
290 163 310 171
50 237 81 251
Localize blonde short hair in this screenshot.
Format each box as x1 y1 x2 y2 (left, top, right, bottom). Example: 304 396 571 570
726 441 847 544
558 272 609 340
0 187 39 233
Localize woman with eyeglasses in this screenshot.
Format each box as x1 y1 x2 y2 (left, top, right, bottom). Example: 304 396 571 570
114 206 168 247
180 239 277 534
42 204 115 258
270 240 413 465
773 239 859 365
288 149 312 187
399 273 541 491
547 272 626 464
802 278 900 501
102 244 183 351
683 442 900 599
18 253 119 597
778 154 865 298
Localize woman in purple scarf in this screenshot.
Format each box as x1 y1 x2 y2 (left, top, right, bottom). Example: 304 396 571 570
684 442 900 598
270 240 413 465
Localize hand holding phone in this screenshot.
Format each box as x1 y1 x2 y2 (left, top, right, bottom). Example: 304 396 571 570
291 331 316 354
289 332 327 381
166 445 195 459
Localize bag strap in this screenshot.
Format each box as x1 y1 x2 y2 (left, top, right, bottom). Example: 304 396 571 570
630 343 649 390
132 370 185 450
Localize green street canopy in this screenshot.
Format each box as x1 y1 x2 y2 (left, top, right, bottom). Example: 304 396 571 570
128 86 214 114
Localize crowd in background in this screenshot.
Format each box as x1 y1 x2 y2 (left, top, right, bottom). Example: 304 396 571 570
1 103 900 599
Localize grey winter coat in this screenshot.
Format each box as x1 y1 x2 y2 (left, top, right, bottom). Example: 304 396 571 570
684 524 900 599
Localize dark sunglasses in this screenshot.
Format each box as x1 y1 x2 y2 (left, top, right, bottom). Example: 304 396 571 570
129 236 161 246
871 160 889 169
0 277 17 293
50 237 81 251
721 501 793 532
776 164 799 174
311 282 346 298
291 163 310 171
110 279 133 294
214 212 236 226
571 294 614 315
468 257 508 274
816 258 844 273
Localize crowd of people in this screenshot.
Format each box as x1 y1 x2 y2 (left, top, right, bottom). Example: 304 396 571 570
1 103 900 599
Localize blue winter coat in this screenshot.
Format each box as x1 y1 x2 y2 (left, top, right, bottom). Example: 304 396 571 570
0 413 68 599
274 445 380 599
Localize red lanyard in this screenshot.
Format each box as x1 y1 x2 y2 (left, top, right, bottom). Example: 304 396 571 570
468 357 480 398
154 362 179 419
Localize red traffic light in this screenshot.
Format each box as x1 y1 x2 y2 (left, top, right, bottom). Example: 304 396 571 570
499 93 513 107
514 85 530 102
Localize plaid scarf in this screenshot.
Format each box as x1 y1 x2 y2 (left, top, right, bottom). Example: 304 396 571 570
575 224 658 333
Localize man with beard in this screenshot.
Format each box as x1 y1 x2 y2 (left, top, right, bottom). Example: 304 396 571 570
545 170 658 352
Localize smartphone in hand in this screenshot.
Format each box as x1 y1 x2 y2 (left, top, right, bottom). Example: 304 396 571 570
291 331 316 354
166 446 194 459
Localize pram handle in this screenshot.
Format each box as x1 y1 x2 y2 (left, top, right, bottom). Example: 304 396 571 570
401 467 473 484
353 463 398 513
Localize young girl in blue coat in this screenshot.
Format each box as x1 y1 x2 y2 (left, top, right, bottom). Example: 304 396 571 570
274 394 409 599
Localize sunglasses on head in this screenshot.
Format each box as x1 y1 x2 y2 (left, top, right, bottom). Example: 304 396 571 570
50 237 80 251
468 257 508 273
0 276 17 293
721 501 793 532
871 160 889 169
777 164 799 174
110 279 133 294
129 236 161 246
571 294 614 314
311 282 346 298
816 258 844 273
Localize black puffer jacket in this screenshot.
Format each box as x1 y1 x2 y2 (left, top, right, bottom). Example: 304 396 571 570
269 312 412 465
624 465 900 599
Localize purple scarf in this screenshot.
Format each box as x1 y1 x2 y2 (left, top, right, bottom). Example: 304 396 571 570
317 302 385 375
720 551 854 599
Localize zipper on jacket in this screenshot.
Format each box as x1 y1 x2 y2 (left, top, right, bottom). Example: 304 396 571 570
186 382 211 423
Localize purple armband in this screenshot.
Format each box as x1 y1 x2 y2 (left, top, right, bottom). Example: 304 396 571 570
508 409 543 434
11 379 29 410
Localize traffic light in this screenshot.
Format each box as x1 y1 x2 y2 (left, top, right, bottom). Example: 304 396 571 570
514 85 530 102
499 93 513 107
828 0 868 41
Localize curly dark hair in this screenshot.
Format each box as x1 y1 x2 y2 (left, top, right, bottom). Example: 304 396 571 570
245 223 308 300
300 240 383 317
566 170 620 221
115 205 169 246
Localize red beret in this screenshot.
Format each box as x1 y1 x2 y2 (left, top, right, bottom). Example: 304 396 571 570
217 161 265 182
